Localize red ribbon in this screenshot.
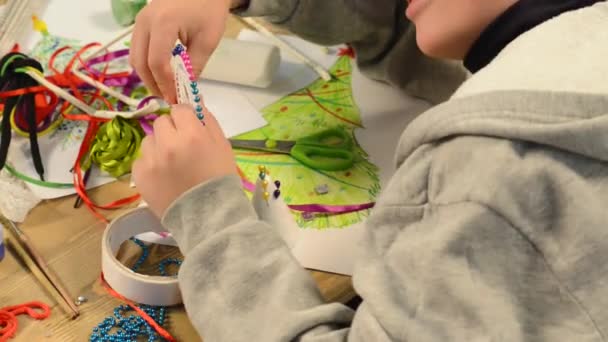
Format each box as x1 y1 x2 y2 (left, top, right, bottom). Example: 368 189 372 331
43 43 141 222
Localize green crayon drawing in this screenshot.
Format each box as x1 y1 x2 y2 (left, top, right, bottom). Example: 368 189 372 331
233 55 381 229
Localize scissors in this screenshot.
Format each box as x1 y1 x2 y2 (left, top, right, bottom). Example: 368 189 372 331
230 127 356 171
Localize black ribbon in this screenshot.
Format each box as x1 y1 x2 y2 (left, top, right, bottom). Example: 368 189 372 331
0 52 46 181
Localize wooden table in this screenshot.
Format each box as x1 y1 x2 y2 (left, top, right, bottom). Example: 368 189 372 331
0 17 355 341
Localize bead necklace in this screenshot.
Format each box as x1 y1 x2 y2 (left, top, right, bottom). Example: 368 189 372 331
171 43 204 121
90 238 182 342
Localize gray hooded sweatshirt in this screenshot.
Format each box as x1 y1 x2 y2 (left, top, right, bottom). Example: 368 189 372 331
162 1 608 341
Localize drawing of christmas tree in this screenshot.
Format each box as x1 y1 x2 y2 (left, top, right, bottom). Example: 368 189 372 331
233 55 381 229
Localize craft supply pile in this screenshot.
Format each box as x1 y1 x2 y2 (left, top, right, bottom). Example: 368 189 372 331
3 19 383 229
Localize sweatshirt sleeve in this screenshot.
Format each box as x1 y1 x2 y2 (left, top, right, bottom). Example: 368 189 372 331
233 0 469 103
161 175 355 341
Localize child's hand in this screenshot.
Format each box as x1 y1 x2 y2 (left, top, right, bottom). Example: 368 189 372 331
132 105 237 218
130 0 234 103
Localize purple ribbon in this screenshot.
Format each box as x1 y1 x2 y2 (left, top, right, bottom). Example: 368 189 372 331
137 96 161 135
139 113 158 135
136 96 160 110
86 49 130 65
288 202 375 214
85 49 142 87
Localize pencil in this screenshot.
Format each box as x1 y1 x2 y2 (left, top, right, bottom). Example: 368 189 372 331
4 231 79 319
236 17 333 81
1 217 80 319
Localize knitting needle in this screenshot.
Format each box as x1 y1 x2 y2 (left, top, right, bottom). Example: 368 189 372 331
2 217 80 319
3 236 78 319
236 17 332 81
3 234 77 319
1 218 80 319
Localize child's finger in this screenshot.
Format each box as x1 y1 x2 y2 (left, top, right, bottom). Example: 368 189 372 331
152 113 178 145
148 27 178 104
130 19 161 98
138 134 156 159
187 34 214 80
170 104 201 133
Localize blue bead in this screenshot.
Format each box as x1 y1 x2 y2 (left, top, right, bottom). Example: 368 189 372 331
172 44 184 56
192 88 199 95
194 96 201 102
91 240 182 341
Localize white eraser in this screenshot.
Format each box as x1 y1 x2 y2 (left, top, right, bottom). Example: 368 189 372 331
203 38 281 88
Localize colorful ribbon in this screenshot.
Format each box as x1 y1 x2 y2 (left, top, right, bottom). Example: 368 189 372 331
87 117 143 178
0 52 47 181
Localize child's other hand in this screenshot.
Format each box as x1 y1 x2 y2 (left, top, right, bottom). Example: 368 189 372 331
130 0 232 103
132 105 237 218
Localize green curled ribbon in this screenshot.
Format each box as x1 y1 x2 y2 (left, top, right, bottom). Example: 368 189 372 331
88 117 143 178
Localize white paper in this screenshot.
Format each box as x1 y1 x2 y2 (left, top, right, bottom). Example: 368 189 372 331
22 0 128 51
199 84 267 138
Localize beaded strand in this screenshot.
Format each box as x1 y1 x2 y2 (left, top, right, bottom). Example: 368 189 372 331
171 44 204 121
90 238 182 342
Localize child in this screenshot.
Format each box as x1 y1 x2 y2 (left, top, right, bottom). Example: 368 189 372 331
131 0 608 340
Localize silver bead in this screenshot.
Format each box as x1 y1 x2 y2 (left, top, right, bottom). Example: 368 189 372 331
75 295 88 306
315 184 330 195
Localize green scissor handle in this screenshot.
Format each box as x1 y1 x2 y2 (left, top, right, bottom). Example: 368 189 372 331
290 128 355 171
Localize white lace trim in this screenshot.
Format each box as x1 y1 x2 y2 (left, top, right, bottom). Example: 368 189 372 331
0 169 41 222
